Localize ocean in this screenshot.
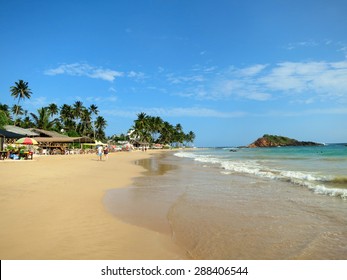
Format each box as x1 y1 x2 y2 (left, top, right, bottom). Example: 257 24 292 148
104 144 347 259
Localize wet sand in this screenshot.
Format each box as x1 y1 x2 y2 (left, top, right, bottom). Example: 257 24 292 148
105 152 347 260
0 151 186 260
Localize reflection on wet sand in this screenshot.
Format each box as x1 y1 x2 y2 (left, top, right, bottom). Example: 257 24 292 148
134 154 177 176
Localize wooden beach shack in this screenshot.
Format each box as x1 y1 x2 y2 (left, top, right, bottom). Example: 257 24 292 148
0 129 25 148
30 128 94 155
1 126 94 156
0 128 27 159
3 125 39 140
0 126 39 159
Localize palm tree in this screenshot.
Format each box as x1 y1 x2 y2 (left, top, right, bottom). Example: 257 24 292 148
48 103 59 117
127 113 196 147
89 104 99 116
0 111 9 128
159 121 174 145
88 104 99 139
148 116 163 143
0 104 11 128
185 131 196 146
78 108 92 137
21 116 33 128
0 103 11 119
30 107 57 130
135 112 148 128
95 116 107 140
10 80 32 125
132 112 151 143
59 104 75 132
73 101 84 119
11 105 24 121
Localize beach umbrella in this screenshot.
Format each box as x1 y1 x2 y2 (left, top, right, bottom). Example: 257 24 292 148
15 137 38 145
95 140 107 146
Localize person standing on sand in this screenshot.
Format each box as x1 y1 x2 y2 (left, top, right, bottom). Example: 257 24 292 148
97 145 103 161
103 145 109 160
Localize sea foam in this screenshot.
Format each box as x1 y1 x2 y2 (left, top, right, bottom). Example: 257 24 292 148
174 151 347 199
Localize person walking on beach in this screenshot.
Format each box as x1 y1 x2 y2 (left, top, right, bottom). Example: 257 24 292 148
97 145 103 161
103 145 109 160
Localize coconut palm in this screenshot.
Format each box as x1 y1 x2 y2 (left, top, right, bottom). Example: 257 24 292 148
30 107 57 130
88 104 99 139
10 80 32 125
95 116 107 140
59 104 75 132
88 104 99 116
78 108 93 137
185 131 196 146
48 103 59 117
148 116 163 143
21 116 33 128
159 121 174 145
135 112 148 129
11 105 24 120
177 124 186 144
0 111 9 128
132 112 151 142
0 103 11 119
72 101 85 130
73 101 84 118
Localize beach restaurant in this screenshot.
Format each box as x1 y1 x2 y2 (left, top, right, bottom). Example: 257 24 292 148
0 125 94 158
30 128 94 154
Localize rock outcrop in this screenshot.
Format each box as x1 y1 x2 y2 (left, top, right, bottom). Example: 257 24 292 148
247 134 321 148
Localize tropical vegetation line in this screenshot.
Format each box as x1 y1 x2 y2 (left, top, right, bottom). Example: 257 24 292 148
116 112 196 147
1 80 195 147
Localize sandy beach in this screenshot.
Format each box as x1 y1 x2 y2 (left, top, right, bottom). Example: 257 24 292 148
0 151 186 260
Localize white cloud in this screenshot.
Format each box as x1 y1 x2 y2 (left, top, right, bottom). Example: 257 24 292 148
27 97 48 107
259 61 347 99
152 107 246 118
262 107 347 117
166 73 204 84
29 98 347 122
285 40 319 50
128 71 146 80
103 107 246 118
179 60 347 102
339 46 347 58
102 109 135 118
236 64 268 77
109 87 117 93
203 66 217 73
86 95 118 103
44 63 124 82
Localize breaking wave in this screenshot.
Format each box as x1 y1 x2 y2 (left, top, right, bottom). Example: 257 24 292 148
174 151 347 199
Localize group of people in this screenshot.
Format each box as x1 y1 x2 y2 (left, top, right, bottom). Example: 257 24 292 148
97 145 108 161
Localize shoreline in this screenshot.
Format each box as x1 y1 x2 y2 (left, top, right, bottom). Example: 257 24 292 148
0 151 187 260
105 148 347 259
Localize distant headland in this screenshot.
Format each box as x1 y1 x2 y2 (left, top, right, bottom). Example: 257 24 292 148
247 134 322 148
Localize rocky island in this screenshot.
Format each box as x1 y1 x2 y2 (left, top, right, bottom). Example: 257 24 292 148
247 134 322 148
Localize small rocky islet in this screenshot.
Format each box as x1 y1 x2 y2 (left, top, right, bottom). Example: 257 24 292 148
246 134 322 148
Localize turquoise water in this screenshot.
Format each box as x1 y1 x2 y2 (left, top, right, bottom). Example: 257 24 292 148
104 144 347 259
175 144 347 199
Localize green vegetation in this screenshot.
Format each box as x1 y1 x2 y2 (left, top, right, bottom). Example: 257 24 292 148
1 80 107 140
1 80 196 146
10 80 32 126
248 134 321 147
110 112 195 147
0 110 9 129
262 134 298 146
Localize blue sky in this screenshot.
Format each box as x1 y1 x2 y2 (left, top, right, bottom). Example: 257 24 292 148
1 0 347 147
